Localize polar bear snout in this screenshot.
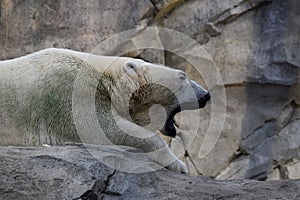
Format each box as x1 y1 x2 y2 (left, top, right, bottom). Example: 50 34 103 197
176 79 210 111
189 80 210 109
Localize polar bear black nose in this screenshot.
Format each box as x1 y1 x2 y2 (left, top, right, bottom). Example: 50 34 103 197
204 92 210 101
197 92 210 108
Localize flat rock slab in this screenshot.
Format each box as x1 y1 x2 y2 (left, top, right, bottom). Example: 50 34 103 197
0 145 299 200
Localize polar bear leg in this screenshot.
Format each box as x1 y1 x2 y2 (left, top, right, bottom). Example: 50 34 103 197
114 117 188 174
147 141 188 174
140 133 188 173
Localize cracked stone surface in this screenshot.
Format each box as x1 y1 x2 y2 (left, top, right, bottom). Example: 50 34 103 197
0 145 300 200
0 0 300 181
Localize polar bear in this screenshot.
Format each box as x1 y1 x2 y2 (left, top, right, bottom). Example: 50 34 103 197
0 48 210 173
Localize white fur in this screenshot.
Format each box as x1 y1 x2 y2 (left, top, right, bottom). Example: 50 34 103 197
0 48 209 173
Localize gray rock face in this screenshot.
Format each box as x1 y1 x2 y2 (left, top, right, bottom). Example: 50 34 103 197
0 145 300 200
0 0 154 59
0 0 300 181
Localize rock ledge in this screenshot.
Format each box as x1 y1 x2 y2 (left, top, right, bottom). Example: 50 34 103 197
0 145 299 200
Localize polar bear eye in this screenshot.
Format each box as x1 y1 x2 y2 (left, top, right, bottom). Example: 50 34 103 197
123 61 138 77
124 61 136 70
179 71 186 80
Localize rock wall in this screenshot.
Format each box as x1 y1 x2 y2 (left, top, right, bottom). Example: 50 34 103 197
0 0 299 180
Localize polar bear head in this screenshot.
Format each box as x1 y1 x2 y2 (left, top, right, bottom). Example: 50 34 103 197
103 57 210 138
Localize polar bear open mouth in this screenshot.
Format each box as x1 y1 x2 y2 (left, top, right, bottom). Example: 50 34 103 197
160 106 181 138
160 93 210 138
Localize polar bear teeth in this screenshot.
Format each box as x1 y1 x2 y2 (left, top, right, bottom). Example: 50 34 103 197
173 120 179 128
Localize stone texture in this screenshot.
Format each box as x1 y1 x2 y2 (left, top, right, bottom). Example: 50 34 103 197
272 118 300 162
267 167 281 181
0 0 300 182
294 81 300 105
216 154 272 180
157 0 300 180
0 0 155 60
1 145 300 200
287 159 300 179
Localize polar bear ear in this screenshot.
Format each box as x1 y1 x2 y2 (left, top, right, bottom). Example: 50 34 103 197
123 61 138 77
